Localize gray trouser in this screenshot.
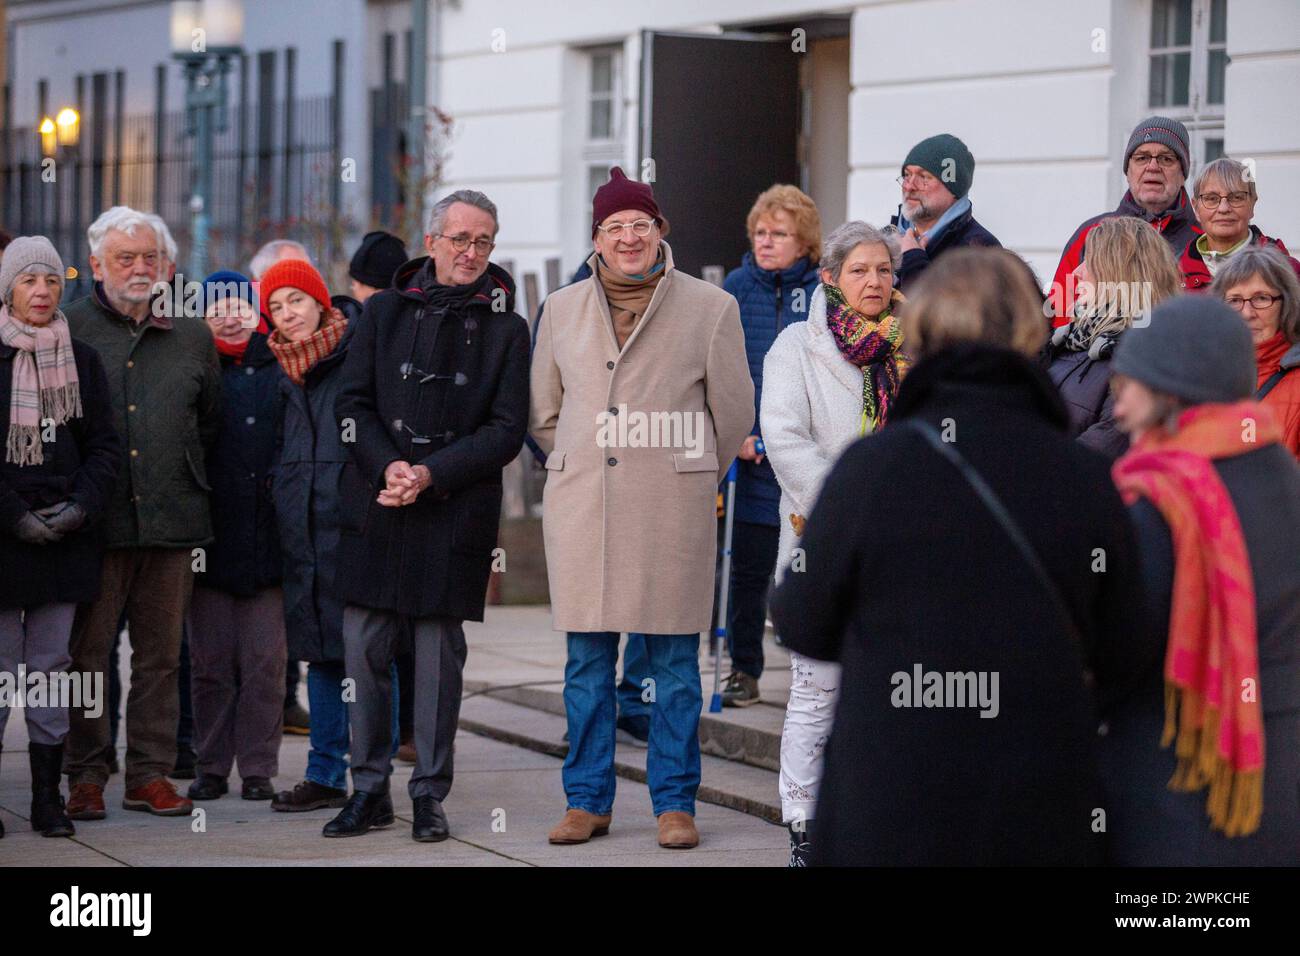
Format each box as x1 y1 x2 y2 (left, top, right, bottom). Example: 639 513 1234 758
0 603 77 746
342 606 467 799
189 585 287 780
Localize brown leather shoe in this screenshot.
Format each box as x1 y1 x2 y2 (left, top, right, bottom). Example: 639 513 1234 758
66 782 107 821
547 808 612 844
122 777 193 816
396 740 417 764
657 811 699 849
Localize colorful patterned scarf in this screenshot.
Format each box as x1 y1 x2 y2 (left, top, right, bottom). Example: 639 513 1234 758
0 304 82 466
1112 401 1279 837
267 308 347 385
823 283 909 433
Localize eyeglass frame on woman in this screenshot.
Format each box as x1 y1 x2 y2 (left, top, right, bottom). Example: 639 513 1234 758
1195 190 1252 208
433 233 495 255
1224 292 1283 311
595 218 656 239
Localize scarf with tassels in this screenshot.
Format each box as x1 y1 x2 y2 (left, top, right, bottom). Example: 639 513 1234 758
0 304 83 466
1111 401 1278 837
823 284 909 433
267 308 347 385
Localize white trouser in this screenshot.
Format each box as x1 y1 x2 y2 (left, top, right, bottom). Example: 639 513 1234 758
778 650 841 824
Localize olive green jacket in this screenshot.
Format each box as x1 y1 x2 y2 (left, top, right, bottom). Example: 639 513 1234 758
65 284 222 549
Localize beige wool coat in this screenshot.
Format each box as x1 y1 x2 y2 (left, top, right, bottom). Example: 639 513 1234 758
530 243 754 634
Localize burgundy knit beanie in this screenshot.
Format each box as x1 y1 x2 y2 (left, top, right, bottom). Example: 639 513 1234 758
259 258 332 319
591 166 664 237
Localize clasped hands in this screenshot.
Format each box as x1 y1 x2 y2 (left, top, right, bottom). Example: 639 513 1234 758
378 460 434 507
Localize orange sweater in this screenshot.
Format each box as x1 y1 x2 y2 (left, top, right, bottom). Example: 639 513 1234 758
1257 331 1300 459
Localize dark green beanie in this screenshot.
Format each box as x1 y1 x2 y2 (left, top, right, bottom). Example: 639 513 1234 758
902 133 975 200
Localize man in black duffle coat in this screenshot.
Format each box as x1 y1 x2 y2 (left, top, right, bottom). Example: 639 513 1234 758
328 190 530 842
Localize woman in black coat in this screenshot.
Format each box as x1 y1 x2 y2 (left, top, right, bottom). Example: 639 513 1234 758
0 236 121 838
770 248 1145 865
186 271 286 804
258 259 387 812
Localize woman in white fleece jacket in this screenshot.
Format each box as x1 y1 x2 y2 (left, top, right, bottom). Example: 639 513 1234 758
760 220 907 865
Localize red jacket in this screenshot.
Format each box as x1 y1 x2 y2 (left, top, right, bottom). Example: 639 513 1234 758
1257 331 1300 459
1180 226 1300 291
1049 189 1201 326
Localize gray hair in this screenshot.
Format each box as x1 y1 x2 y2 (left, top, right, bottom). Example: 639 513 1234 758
428 189 499 238
820 221 901 282
87 205 177 262
1193 157 1257 202
1211 244 1300 344
249 239 312 280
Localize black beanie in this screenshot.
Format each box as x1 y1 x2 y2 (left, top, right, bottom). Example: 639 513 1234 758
349 231 408 289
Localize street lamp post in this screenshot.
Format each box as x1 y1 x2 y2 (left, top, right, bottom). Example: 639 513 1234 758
171 0 243 281
39 108 80 272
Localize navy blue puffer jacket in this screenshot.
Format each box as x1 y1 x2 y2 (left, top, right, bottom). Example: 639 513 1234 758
722 253 821 526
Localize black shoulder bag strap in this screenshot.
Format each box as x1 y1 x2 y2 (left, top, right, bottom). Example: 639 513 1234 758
1255 367 1294 401
902 418 1086 648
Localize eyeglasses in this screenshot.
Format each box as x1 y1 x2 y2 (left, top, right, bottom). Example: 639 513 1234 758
896 171 938 188
596 218 655 239
1196 191 1252 208
1129 151 1179 169
434 233 495 255
1224 293 1282 311
752 229 792 243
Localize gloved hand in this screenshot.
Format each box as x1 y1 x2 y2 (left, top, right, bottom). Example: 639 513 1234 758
34 501 86 534
14 511 63 545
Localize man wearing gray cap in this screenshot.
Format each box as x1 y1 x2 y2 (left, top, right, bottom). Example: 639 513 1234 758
1101 294 1300 865
1051 116 1201 322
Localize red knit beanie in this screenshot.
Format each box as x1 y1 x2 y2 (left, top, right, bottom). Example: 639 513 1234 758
592 166 663 237
259 258 331 320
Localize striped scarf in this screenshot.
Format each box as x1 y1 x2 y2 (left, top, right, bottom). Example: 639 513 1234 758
267 308 347 385
1112 401 1277 837
823 283 909 433
0 304 82 466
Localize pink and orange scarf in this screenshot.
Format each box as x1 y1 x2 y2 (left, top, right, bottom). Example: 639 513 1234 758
1112 401 1279 837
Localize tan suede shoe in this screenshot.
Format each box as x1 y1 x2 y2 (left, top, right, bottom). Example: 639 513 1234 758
657 811 699 849
548 808 612 844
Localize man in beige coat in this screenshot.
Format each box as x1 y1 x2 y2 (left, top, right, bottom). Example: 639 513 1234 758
531 168 753 849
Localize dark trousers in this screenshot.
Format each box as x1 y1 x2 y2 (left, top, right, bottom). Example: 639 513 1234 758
343 606 467 800
66 548 194 789
726 520 779 679
177 619 193 754
189 585 287 780
397 650 415 741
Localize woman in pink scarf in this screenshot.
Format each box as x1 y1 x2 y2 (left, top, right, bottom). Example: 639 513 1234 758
1101 294 1300 864
0 236 121 839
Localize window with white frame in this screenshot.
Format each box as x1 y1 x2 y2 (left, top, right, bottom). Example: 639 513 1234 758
1148 0 1229 168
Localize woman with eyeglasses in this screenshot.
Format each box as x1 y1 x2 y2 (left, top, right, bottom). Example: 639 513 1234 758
1211 245 1300 458
1181 158 1300 292
716 184 822 710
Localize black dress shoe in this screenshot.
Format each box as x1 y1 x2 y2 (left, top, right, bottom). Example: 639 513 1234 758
322 790 395 838
241 777 275 801
412 795 449 843
187 774 229 801
271 780 349 813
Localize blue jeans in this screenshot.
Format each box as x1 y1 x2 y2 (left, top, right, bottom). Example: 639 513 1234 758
305 660 399 790
616 634 651 721
563 632 702 817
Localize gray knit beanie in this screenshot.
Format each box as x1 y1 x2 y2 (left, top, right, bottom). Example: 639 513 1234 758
0 235 65 305
1111 295 1255 405
1124 116 1191 177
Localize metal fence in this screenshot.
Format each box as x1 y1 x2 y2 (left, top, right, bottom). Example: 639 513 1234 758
0 93 343 289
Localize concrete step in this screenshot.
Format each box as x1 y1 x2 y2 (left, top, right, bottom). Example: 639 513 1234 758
459 693 782 823
463 678 785 774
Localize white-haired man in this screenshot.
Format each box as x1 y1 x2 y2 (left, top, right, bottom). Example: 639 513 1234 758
63 206 222 820
249 239 312 281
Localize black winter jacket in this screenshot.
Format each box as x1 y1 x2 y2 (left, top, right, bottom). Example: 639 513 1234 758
335 257 530 622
